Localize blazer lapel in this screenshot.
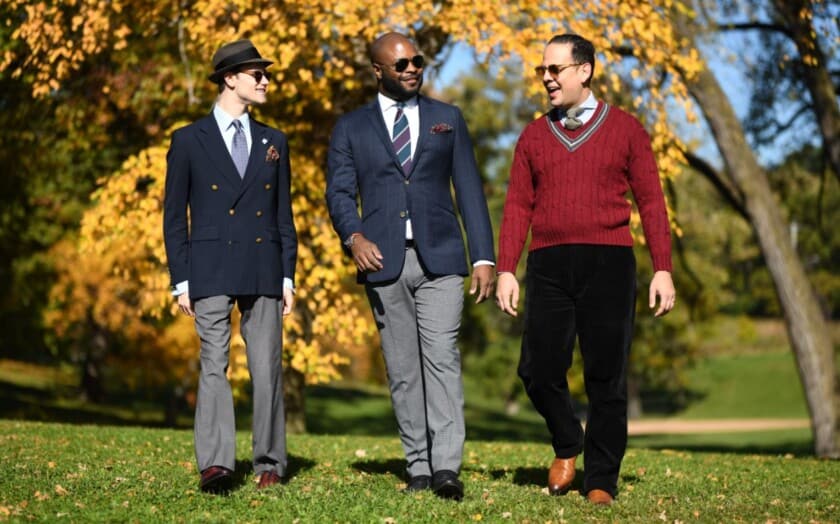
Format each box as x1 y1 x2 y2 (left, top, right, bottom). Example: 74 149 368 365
238 119 268 195
196 115 243 188
365 100 406 175
408 96 432 178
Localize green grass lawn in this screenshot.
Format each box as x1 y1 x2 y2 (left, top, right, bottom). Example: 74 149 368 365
1 420 837 522
676 351 809 419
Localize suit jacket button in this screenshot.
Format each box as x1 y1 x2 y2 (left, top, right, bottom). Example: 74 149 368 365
255 237 263 243
399 211 406 218
229 209 235 216
256 210 263 217
211 184 219 190
404 179 409 185
264 183 272 190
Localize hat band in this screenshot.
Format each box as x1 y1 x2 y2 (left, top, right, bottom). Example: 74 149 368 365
214 48 264 72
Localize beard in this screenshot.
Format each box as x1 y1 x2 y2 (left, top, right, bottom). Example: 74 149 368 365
380 72 423 101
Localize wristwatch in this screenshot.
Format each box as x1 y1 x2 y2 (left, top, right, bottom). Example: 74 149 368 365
344 232 361 248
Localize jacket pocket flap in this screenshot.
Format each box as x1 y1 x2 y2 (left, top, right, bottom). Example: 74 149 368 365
191 226 219 241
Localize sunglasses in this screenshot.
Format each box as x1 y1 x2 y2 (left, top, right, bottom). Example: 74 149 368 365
379 55 425 73
535 63 581 78
239 70 271 83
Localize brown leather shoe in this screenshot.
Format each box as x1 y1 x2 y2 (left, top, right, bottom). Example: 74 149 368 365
586 488 614 505
199 466 233 494
548 457 576 495
257 470 283 489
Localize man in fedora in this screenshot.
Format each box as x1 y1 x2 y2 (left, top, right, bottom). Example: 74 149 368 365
163 39 298 493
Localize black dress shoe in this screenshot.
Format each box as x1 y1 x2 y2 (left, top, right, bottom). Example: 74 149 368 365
199 466 233 494
403 475 431 492
431 470 464 501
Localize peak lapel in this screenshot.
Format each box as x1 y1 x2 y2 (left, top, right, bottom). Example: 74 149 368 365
197 115 243 188
239 120 268 195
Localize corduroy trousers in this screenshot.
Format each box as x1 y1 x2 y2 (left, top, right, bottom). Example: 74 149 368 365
519 244 636 497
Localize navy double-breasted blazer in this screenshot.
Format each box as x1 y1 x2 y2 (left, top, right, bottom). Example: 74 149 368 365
163 114 297 299
326 95 494 284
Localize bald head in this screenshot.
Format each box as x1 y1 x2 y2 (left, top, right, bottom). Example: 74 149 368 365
370 32 413 64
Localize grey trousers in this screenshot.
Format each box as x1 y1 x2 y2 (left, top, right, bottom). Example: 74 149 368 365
365 247 465 477
193 295 286 476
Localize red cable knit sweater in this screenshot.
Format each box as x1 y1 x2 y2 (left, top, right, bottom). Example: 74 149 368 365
497 102 672 273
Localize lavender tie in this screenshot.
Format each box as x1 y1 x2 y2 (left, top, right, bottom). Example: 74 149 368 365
392 102 412 173
231 119 248 178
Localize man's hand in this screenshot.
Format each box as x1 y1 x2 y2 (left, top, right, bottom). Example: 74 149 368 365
649 270 676 317
282 287 295 316
469 265 496 304
177 293 194 317
350 234 384 272
495 272 520 317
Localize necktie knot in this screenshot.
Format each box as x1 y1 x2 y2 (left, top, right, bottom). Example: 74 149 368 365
563 106 584 130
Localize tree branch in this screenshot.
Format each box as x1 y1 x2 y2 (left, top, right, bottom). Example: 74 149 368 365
715 21 794 40
682 149 749 221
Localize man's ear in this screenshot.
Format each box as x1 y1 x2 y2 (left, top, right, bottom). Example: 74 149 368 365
223 71 237 90
372 63 383 81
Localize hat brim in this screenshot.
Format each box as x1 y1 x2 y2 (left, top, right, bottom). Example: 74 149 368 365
208 58 274 83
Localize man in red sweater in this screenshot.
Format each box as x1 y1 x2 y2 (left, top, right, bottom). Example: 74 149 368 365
495 34 676 505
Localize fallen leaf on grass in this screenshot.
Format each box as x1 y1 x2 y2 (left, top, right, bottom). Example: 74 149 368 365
502 512 512 519
354 449 366 458
54 485 68 496
34 491 49 501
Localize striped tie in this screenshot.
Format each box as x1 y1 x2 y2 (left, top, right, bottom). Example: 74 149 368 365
392 102 412 173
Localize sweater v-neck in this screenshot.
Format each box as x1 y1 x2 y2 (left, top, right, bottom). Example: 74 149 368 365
546 101 610 152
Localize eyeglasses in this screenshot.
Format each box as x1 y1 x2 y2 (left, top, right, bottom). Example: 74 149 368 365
378 55 425 73
239 70 271 83
535 63 581 78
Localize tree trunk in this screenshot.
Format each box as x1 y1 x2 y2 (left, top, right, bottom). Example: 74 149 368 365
772 0 840 184
680 46 839 457
283 366 306 434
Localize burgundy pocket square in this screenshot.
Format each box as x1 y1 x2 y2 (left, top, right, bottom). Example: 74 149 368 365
265 145 280 163
430 123 453 134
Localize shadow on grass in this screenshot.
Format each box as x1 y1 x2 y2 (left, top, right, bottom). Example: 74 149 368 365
631 439 815 457
0 381 189 428
227 454 316 489
351 458 405 479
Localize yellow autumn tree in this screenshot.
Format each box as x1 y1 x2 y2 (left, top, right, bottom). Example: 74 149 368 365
10 0 702 429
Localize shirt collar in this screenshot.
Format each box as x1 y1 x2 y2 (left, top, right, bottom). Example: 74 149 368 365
377 92 418 112
213 104 251 130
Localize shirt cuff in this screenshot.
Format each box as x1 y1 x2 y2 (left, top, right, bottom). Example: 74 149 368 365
283 278 295 292
171 280 189 297
473 260 495 267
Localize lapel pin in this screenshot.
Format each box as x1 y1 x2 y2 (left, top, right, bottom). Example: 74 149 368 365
262 138 268 144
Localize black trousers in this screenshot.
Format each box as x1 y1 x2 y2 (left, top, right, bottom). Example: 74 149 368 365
519 244 636 496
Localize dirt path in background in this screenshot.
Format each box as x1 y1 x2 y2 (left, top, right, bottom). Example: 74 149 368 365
627 418 810 435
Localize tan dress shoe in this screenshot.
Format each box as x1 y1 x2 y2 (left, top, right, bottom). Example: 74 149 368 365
548 457 576 495
586 488 614 505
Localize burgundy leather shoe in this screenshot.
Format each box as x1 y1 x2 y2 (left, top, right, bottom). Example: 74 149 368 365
199 466 233 494
257 470 283 489
548 457 576 495
586 488 614 505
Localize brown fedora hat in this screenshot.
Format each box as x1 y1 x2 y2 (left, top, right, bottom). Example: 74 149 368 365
208 39 273 83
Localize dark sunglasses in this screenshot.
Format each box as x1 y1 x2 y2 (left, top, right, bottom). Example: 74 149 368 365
535 63 581 78
379 55 425 73
239 70 271 83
